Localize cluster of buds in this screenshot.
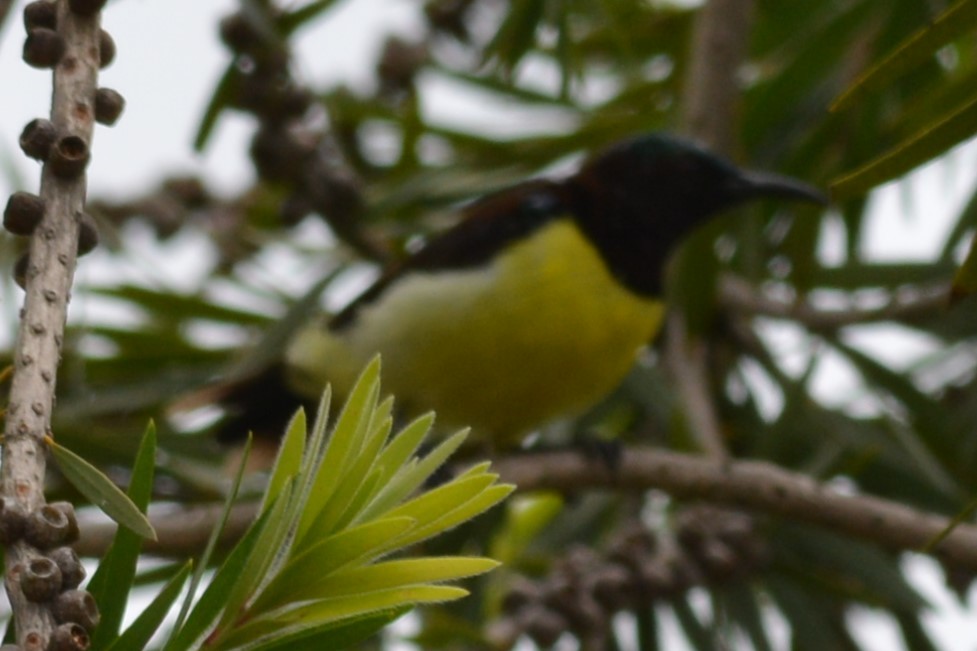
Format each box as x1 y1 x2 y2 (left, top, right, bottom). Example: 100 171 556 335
216 7 387 261
422 0 476 42
4 191 99 289
0 499 97 651
491 506 767 648
7 0 126 289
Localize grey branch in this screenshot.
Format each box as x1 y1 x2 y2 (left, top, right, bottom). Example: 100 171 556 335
681 0 755 154
75 447 977 573
665 312 728 460
3 2 102 645
497 448 977 571
719 274 949 330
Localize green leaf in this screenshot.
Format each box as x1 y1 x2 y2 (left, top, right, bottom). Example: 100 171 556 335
282 557 499 605
221 586 469 649
831 0 977 112
279 0 342 35
833 339 963 499
193 66 238 151
387 482 514 549
897 611 940 651
716 585 772 651
296 357 382 546
371 412 435 483
167 435 254 648
303 409 393 539
355 428 469 524
483 0 546 74
671 596 716 651
89 423 158 649
765 575 850 650
211 482 297 639
164 503 274 651
238 608 407 651
951 231 977 302
831 94 977 200
252 517 418 612
263 408 307 513
104 562 192 651
47 438 155 540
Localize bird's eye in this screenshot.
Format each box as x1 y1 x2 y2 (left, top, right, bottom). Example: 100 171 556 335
523 194 558 214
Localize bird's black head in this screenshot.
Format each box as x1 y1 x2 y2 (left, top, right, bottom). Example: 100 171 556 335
567 133 826 297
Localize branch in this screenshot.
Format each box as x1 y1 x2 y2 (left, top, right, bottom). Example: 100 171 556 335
719 274 950 330
75 447 977 573
664 312 728 460
0 0 13 38
497 448 977 571
3 1 104 645
680 0 755 154
75 502 259 558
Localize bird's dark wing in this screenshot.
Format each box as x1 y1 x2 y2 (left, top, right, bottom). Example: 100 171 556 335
330 178 569 330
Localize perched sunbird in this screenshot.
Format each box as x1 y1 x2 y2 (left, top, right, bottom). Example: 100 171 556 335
209 133 825 446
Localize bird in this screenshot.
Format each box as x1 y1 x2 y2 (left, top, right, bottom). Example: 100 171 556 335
206 133 826 447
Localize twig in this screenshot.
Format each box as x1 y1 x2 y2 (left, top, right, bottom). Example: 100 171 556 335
75 447 977 572
0 0 14 38
3 2 103 645
665 312 728 460
719 274 949 330
74 502 259 558
669 0 757 461
680 0 755 154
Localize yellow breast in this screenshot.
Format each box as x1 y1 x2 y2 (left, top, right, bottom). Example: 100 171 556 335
286 219 665 442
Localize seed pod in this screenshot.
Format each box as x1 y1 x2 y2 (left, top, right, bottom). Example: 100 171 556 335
76 213 98 256
98 29 115 68
47 547 86 590
47 623 89 651
51 590 100 631
94 88 125 126
67 0 107 16
4 192 45 236
25 503 79 549
48 136 90 179
46 503 80 544
249 126 314 182
280 193 312 226
521 605 567 648
20 119 58 161
219 13 262 53
23 28 64 68
0 497 29 544
19 557 63 602
23 1 57 30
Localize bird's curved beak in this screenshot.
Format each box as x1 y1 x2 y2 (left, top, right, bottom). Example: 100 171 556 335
729 169 829 206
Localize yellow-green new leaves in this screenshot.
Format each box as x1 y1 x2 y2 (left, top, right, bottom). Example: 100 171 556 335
173 356 512 651
830 0 977 199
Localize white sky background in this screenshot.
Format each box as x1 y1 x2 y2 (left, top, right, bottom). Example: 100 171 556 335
1 1 977 649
